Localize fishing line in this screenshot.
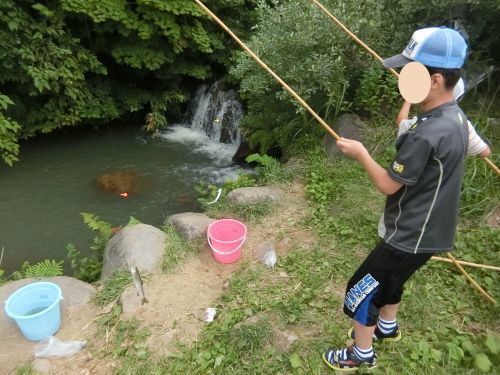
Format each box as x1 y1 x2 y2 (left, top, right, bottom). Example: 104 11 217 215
193 0 497 304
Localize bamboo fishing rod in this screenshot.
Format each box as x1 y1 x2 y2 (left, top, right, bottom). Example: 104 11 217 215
431 256 500 272
193 0 340 141
194 0 496 305
310 0 500 178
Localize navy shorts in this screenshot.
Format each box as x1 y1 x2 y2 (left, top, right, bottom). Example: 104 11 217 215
343 241 433 326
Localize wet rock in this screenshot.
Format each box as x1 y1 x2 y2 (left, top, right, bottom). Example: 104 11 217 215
101 224 166 280
166 213 215 240
232 140 256 163
227 187 283 205
324 114 367 158
0 277 96 337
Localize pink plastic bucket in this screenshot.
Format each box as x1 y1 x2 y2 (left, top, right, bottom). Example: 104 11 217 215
207 219 247 264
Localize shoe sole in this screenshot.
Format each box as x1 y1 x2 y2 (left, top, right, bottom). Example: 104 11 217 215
347 327 402 343
322 352 377 373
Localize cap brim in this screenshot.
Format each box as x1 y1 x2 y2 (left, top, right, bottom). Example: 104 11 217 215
382 54 413 68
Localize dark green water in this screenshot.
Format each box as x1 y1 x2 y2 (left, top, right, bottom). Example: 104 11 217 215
0 123 241 275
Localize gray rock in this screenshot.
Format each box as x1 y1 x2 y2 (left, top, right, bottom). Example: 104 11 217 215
227 187 283 205
166 212 215 240
324 114 367 157
101 224 166 280
0 276 96 337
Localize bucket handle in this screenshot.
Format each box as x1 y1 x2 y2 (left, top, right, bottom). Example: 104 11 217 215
207 235 245 256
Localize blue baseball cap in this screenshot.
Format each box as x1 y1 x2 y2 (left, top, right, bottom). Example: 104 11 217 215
383 27 468 69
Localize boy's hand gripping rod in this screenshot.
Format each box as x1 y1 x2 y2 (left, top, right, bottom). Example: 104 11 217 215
193 0 496 305
310 0 500 177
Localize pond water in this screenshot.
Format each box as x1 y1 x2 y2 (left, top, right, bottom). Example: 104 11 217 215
0 82 245 275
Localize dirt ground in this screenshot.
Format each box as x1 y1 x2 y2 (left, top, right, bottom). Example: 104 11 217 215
3 181 317 374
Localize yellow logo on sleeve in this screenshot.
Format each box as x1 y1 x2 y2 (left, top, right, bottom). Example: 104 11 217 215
393 161 405 173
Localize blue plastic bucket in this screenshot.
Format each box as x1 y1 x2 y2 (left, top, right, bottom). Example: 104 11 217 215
4 282 63 341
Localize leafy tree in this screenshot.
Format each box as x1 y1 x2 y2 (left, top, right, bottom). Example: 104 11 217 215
0 0 259 165
230 0 398 154
230 0 500 154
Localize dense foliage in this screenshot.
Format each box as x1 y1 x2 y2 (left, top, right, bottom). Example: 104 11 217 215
231 0 500 154
0 0 259 165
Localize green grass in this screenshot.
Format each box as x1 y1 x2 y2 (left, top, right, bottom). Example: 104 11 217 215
92 305 152 373
16 363 36 375
204 199 274 222
93 270 133 306
162 224 199 273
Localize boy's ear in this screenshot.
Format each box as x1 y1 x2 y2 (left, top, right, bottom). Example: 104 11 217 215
430 73 444 90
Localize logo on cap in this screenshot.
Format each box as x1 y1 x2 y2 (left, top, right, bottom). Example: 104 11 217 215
405 38 418 53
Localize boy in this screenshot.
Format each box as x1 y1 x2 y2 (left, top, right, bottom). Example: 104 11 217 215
323 27 472 372
378 78 491 238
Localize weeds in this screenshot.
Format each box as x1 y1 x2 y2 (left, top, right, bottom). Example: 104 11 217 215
161 224 198 273
204 199 273 222
93 270 132 306
93 305 151 372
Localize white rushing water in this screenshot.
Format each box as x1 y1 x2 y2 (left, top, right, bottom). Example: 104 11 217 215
161 81 243 163
159 81 246 183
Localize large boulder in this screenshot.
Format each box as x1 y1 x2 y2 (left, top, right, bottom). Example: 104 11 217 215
101 224 166 280
227 187 283 205
324 114 367 157
166 212 215 240
0 276 96 338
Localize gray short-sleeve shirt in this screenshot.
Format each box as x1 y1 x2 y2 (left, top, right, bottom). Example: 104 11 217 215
383 102 468 254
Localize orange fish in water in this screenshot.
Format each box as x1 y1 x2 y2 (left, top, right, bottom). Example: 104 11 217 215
96 170 150 196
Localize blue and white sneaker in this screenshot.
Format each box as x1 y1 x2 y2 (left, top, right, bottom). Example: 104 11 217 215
347 326 402 342
322 346 377 372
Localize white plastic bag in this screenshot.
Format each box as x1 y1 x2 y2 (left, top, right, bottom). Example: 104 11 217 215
33 336 86 358
205 307 217 323
256 241 277 268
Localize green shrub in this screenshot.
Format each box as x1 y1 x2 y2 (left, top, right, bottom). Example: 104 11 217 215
245 153 293 183
12 259 64 279
93 270 132 306
66 213 113 283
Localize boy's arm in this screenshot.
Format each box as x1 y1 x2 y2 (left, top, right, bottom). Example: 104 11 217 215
467 120 491 157
336 138 402 195
396 101 412 127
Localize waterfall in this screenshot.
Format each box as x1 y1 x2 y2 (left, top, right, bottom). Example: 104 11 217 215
159 81 244 165
185 81 243 147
